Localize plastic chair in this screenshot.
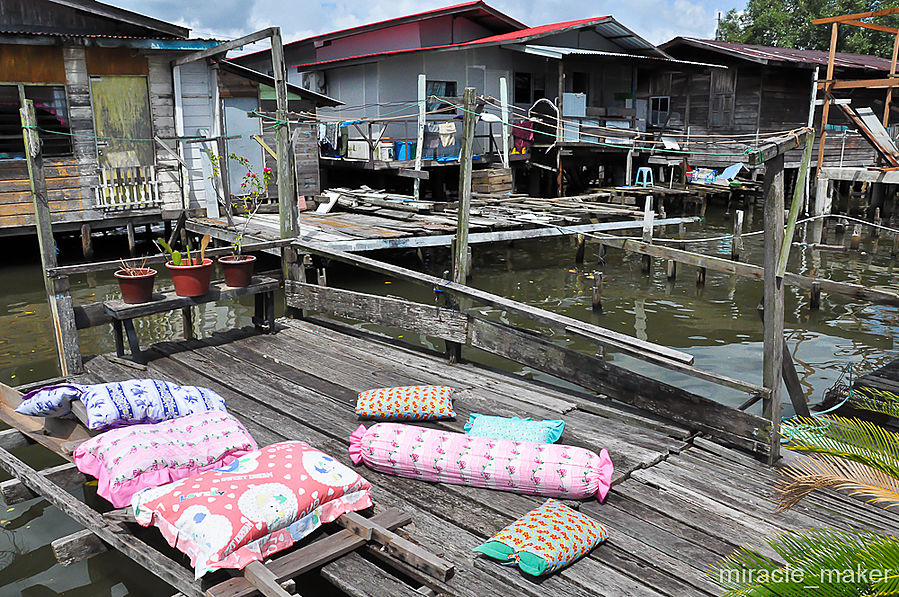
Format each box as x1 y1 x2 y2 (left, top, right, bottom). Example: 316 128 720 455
634 167 654 188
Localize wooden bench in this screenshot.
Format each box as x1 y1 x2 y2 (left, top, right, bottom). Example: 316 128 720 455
104 276 279 364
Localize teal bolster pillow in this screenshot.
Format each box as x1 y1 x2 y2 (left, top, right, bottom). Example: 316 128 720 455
464 413 565 443
473 499 608 576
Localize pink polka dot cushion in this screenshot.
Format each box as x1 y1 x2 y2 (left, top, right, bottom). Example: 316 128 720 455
132 441 372 578
349 423 613 501
355 385 455 420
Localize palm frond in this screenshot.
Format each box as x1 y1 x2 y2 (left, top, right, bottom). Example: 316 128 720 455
710 528 899 597
852 386 899 420
781 415 899 480
777 453 899 511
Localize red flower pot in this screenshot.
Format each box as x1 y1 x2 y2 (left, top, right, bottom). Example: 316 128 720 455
114 268 157 304
218 254 256 288
165 258 213 297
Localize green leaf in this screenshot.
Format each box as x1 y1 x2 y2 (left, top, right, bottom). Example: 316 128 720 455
172 250 182 266
155 238 174 256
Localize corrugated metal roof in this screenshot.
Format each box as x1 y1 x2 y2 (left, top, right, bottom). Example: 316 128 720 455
664 37 894 71
0 28 219 41
518 44 725 68
294 15 668 69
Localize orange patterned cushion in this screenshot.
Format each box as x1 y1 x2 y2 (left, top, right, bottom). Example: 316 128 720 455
355 385 455 420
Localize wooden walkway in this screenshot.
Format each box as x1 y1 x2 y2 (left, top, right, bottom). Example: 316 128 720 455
74 317 899 597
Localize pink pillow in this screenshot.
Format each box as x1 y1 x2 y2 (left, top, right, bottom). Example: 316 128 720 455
133 441 373 578
73 411 257 508
349 423 613 501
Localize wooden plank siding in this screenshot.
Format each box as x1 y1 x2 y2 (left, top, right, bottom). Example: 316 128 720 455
0 44 197 232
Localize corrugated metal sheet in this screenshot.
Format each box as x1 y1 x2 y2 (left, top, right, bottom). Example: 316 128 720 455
666 37 894 72
519 44 725 68
0 28 220 42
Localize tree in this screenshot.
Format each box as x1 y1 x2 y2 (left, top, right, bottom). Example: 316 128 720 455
719 0 899 57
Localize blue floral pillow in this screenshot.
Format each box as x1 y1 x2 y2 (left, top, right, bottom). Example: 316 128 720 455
16 379 227 430
464 413 565 443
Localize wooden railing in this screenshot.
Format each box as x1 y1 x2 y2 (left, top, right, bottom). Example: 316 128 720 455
289 240 776 457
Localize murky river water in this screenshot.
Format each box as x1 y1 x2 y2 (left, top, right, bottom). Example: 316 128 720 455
0 202 896 595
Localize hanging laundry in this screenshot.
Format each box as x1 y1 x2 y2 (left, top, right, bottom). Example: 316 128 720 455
437 122 457 148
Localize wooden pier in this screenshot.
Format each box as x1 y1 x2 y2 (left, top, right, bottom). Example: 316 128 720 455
7 316 899 596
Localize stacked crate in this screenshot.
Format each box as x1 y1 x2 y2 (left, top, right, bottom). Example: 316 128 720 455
471 168 513 194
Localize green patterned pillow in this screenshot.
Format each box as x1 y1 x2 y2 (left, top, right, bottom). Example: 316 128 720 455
464 413 564 443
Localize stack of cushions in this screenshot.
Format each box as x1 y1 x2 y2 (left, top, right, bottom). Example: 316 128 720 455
73 411 257 508
464 413 565 443
132 441 373 578
473 499 608 576
349 423 613 501
16 379 227 430
355 385 455 420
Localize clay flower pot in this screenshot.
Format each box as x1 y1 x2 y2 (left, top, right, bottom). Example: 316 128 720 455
165 258 213 297
218 254 256 288
114 268 157 304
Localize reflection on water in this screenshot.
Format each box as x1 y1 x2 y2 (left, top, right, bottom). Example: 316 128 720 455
0 202 897 595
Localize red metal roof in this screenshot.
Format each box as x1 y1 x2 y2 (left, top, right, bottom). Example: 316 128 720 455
292 16 613 69
235 1 525 61
663 37 894 72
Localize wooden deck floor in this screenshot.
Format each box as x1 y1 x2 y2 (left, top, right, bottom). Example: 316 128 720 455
79 318 899 597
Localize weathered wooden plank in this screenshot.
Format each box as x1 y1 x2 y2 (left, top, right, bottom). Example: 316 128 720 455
468 318 771 454
52 528 108 566
0 461 86 504
0 446 203 597
285 281 468 344
320 551 427 597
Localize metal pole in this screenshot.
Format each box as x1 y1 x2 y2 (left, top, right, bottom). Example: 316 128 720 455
414 74 426 200
499 76 510 168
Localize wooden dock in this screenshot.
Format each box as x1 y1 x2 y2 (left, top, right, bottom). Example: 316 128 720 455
45 316 899 596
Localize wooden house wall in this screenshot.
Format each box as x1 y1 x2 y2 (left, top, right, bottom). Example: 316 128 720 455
0 43 192 232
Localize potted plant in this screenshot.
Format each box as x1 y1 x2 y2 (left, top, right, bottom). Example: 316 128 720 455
155 234 212 297
211 153 272 287
114 258 156 304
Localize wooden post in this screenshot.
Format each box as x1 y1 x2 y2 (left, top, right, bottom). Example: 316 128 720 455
575 234 586 264
272 28 298 280
815 22 839 178
850 224 862 250
731 209 744 261
666 258 677 280
215 135 234 226
641 196 653 273
499 76 510 169
884 30 899 127
874 207 882 238
453 87 476 285
413 74 426 201
181 307 194 340
626 149 635 186
591 271 603 312
80 223 93 259
20 99 82 375
810 281 821 310
763 153 785 464
814 175 832 216
696 267 706 285
892 231 899 256
804 67 819 213
778 132 814 277
126 221 136 256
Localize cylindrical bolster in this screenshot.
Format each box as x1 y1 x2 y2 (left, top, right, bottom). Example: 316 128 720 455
349 422 614 502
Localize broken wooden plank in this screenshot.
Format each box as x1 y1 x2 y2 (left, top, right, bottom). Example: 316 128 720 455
0 461 86 504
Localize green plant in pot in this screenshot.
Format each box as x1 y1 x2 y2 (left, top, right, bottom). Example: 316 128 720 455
156 234 212 297
211 153 271 287
114 257 157 304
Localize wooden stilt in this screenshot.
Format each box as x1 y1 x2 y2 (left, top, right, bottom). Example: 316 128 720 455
874 207 882 238
731 210 744 261
126 221 136 256
81 223 93 259
181 307 194 340
810 281 821 310
575 234 586 264
641 196 653 274
850 224 862 250
666 259 676 280
696 266 706 286
762 153 785 464
592 271 602 312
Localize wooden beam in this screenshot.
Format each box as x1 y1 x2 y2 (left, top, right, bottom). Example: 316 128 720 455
589 234 899 306
778 133 815 277
817 22 839 177
272 27 299 286
20 98 82 375
886 31 899 127
749 129 812 166
763 153 785 464
171 27 276 67
818 78 899 90
842 19 899 34
813 7 899 24
0 461 86 504
413 74 426 200
284 281 469 344
0 446 203 596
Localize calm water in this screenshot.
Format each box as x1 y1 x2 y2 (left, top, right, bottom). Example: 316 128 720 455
1 203 897 595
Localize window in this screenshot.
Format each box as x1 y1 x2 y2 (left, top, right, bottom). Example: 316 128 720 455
533 74 546 101
649 96 670 127
0 84 72 159
571 72 589 95
425 80 457 112
514 72 531 104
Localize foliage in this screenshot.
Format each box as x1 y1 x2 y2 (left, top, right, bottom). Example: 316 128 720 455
208 153 272 256
719 0 899 57
154 234 210 266
710 400 899 595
